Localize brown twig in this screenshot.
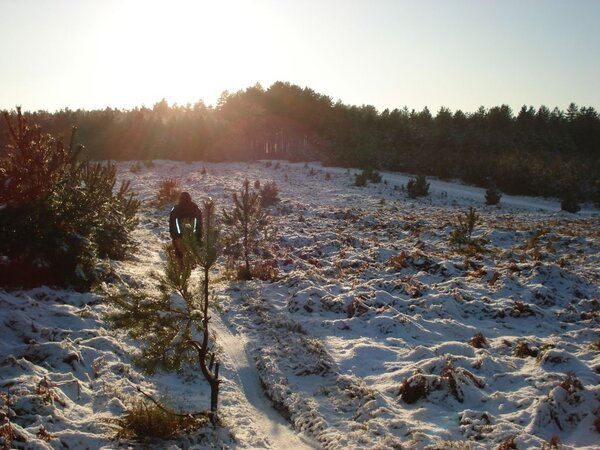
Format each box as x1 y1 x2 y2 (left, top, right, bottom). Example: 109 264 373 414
133 385 210 419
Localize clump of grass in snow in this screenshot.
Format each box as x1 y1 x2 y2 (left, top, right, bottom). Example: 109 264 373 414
110 399 208 441
470 332 487 349
398 372 428 404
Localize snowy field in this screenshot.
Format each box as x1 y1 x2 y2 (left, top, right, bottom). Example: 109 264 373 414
1 160 599 449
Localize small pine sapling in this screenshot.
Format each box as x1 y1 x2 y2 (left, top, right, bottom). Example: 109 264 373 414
0 108 139 289
406 174 430 198
354 168 382 186
560 189 581 213
449 207 487 254
182 199 221 423
107 246 199 374
355 171 368 187
222 179 272 280
368 169 382 183
485 181 502 206
108 200 222 423
156 178 181 206
259 181 280 207
461 207 478 239
559 177 582 213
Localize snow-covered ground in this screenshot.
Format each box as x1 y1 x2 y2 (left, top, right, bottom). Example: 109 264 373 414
1 160 599 449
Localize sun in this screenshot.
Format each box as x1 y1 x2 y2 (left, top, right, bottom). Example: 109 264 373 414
103 0 267 108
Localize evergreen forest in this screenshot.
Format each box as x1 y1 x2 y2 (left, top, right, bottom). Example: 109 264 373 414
2 81 599 202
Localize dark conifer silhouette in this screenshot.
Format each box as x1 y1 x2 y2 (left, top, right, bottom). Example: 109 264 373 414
3 84 600 202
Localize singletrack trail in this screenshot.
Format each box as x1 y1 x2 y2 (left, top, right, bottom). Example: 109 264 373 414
212 315 318 450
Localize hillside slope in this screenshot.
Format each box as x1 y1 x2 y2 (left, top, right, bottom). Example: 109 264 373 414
1 161 598 449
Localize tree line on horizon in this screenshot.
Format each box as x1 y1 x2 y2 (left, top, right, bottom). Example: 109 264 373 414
2 81 599 202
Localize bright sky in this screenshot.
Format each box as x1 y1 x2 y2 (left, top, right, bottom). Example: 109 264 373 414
0 0 598 114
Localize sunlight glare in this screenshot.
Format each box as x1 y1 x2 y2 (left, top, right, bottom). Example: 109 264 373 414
105 0 265 107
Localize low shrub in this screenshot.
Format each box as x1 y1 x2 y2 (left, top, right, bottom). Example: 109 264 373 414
449 207 488 254
513 341 538 358
495 436 517 450
235 265 252 281
398 373 428 404
541 436 561 450
510 300 535 317
156 178 181 206
559 373 583 394
112 399 208 441
355 172 367 187
485 182 502 205
251 259 279 281
439 363 485 403
406 174 430 198
0 419 16 450
387 251 408 271
560 178 582 213
368 169 382 183
260 181 280 207
470 332 487 349
355 168 381 186
560 191 581 213
36 426 55 443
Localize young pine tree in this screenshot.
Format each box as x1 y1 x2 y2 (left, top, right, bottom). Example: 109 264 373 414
560 192 581 213
449 207 488 254
0 108 139 289
406 174 430 198
485 181 502 206
560 183 581 213
259 181 280 207
222 179 271 280
108 200 221 423
559 173 584 213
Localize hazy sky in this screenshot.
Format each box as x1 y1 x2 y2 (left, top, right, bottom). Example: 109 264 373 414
0 0 598 114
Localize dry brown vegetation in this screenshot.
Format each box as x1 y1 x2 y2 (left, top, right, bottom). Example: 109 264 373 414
109 399 209 441
156 178 181 206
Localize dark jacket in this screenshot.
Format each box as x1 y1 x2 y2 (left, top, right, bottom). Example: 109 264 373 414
169 200 203 240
